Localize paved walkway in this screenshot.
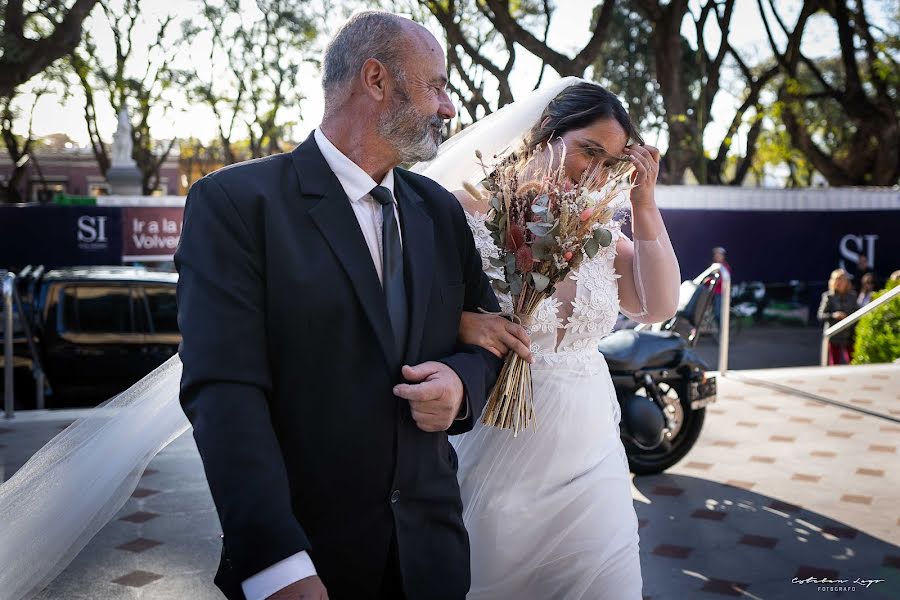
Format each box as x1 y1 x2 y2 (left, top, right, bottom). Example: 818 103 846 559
1 364 898 599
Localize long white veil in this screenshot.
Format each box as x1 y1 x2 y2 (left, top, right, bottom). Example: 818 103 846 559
411 77 583 189
0 77 583 600
0 356 189 600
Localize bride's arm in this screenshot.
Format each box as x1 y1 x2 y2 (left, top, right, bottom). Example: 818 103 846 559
453 189 533 363
453 187 489 214
614 146 681 324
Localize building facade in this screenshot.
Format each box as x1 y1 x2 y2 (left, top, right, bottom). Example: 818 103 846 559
0 147 181 202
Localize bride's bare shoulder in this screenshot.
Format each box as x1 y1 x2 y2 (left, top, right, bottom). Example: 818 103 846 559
452 187 490 216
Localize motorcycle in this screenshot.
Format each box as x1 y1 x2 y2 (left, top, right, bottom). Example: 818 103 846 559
598 272 720 475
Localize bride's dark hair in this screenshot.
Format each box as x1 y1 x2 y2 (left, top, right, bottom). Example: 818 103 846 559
524 82 644 153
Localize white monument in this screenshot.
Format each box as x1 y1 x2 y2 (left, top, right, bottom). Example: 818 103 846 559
105 107 143 195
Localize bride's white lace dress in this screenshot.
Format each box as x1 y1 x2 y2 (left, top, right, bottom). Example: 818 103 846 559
455 211 670 599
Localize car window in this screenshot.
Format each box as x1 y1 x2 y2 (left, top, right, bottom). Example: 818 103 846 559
144 286 178 333
60 285 135 334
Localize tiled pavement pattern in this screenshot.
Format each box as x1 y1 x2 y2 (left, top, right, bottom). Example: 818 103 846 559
635 363 900 600
1 411 222 600
1 364 898 599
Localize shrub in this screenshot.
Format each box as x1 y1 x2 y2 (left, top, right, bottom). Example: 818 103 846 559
852 279 900 364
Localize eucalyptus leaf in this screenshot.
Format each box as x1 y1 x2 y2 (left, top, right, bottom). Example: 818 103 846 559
531 272 551 293
489 256 506 268
489 196 501 211
531 238 552 260
594 227 613 248
492 279 511 293
535 194 550 207
484 220 500 232
526 222 553 237
548 220 561 237
504 256 517 277
531 238 550 260
584 239 600 258
531 204 548 215
509 274 523 296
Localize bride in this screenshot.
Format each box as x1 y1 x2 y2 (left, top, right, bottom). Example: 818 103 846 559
416 79 680 599
0 77 678 600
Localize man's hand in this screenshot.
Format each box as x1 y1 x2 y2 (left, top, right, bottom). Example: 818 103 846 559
833 311 848 320
267 576 328 600
394 362 465 432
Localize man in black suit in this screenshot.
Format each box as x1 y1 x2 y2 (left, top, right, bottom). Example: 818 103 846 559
175 11 503 600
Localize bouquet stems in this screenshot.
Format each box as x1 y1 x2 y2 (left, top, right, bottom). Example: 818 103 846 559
481 290 545 436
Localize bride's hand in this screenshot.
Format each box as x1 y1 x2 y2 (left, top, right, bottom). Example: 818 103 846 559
459 312 533 363
624 144 661 207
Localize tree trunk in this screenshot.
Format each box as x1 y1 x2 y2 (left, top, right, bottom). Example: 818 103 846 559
647 0 694 184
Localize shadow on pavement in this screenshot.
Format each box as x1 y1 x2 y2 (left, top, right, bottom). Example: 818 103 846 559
633 473 900 600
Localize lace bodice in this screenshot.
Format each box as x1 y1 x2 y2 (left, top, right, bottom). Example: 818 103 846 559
466 211 621 371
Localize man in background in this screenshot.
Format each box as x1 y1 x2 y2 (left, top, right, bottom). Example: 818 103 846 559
712 246 732 326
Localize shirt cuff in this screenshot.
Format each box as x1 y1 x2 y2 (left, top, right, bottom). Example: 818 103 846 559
241 551 317 600
455 394 470 421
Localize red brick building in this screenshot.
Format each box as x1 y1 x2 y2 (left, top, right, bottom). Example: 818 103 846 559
0 146 181 202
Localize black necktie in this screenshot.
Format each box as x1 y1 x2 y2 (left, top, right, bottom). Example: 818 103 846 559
369 185 408 361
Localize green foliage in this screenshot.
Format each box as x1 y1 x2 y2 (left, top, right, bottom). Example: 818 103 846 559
852 279 900 365
752 101 814 187
590 2 669 136
175 0 319 161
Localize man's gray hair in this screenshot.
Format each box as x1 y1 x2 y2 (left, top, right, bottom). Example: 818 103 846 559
322 11 410 106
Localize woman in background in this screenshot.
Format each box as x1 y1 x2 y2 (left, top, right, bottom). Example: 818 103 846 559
818 268 859 365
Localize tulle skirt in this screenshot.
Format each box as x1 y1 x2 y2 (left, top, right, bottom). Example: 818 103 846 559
452 353 643 600
0 355 189 600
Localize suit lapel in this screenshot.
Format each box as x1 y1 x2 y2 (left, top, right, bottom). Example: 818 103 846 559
291 135 399 368
395 173 434 365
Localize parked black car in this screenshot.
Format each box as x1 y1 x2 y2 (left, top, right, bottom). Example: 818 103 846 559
5 266 179 407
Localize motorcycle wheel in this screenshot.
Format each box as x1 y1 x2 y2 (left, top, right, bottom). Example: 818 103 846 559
626 381 706 475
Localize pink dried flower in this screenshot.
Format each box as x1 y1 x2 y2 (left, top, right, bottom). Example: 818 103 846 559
516 246 535 273
505 224 526 252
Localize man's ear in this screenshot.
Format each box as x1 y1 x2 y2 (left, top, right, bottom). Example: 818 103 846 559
360 58 389 102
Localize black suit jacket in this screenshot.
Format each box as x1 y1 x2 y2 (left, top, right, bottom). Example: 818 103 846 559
175 132 502 600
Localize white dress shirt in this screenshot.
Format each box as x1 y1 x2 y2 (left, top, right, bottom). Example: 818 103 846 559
317 127 403 282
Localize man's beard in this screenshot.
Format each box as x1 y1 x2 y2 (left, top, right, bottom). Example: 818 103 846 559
378 86 443 164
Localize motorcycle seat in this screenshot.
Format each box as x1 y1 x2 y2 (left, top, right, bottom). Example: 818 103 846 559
598 329 684 372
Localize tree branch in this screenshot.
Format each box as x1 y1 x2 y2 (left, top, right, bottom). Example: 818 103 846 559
479 0 615 76
426 1 514 106
852 1 889 100
830 0 864 100
0 0 100 98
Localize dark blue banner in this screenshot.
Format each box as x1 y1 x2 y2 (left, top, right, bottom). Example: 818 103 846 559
2 205 898 288
1 206 122 270
632 209 900 285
